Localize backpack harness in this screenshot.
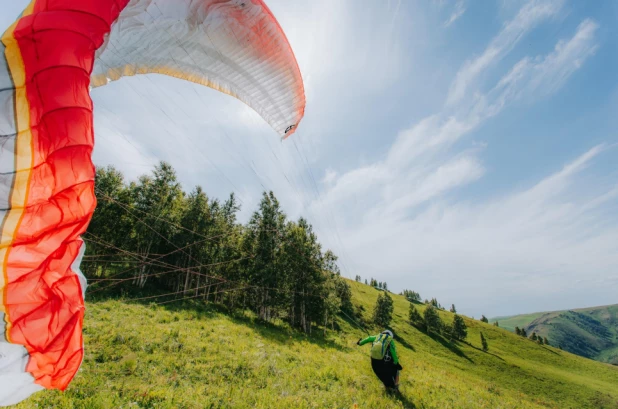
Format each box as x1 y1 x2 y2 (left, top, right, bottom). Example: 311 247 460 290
370 333 393 362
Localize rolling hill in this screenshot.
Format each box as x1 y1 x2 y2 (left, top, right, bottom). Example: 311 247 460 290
491 304 618 365
12 282 618 409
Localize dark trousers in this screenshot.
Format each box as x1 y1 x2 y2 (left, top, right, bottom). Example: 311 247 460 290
370 358 399 388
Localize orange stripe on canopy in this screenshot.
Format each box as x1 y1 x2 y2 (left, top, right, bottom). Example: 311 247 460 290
1 0 130 391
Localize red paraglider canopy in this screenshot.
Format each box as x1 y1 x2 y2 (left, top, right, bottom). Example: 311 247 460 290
0 1 305 405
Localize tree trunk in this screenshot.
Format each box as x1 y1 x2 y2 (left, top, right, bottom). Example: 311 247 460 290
323 311 328 337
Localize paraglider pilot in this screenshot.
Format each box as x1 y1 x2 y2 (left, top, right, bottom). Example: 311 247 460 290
357 330 403 391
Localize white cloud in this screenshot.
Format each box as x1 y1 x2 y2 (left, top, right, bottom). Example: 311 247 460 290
490 19 599 104
446 0 564 106
311 11 604 316
383 12 597 185
444 0 466 27
345 145 618 316
383 155 485 216
322 168 338 186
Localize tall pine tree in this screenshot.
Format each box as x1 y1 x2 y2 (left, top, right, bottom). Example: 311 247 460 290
373 292 394 327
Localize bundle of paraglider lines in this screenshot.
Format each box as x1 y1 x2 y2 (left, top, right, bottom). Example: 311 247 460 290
0 1 306 405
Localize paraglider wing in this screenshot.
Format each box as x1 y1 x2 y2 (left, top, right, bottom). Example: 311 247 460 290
0 0 305 406
93 0 305 138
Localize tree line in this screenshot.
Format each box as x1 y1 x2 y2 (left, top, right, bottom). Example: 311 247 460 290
369 291 492 351
83 162 353 334
359 276 552 353
515 327 550 345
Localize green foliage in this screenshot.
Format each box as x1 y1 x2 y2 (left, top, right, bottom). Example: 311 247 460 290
372 292 394 327
451 314 468 341
493 321 499 327
429 297 444 310
424 304 442 334
481 332 488 352
86 163 353 336
481 315 489 323
409 303 423 328
450 304 457 313
402 289 421 302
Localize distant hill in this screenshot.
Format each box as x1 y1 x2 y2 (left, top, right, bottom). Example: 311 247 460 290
491 304 618 364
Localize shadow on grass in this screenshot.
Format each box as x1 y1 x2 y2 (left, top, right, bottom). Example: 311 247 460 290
464 342 505 362
141 297 352 352
387 390 417 409
428 332 474 363
541 346 561 356
338 312 372 338
155 298 223 320
393 332 416 352
231 312 351 352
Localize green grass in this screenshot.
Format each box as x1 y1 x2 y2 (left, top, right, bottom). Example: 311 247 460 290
13 281 618 409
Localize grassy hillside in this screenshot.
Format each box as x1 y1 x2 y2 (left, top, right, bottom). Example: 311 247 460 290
491 305 618 364
13 281 618 409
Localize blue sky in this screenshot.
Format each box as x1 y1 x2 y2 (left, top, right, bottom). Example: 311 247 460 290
1 0 617 318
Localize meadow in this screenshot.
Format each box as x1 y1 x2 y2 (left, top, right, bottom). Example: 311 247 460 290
13 281 618 409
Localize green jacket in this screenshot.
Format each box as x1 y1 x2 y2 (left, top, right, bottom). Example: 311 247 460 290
359 334 399 365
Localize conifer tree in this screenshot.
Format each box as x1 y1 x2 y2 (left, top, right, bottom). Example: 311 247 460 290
373 292 394 327
481 332 488 352
480 315 489 323
409 303 423 327
451 314 468 341
424 304 442 334
450 304 457 313
245 191 287 322
85 162 360 338
403 290 421 302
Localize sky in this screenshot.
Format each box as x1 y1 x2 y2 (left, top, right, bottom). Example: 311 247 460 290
1 0 617 318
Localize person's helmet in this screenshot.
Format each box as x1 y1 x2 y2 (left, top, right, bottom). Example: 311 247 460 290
382 330 393 338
